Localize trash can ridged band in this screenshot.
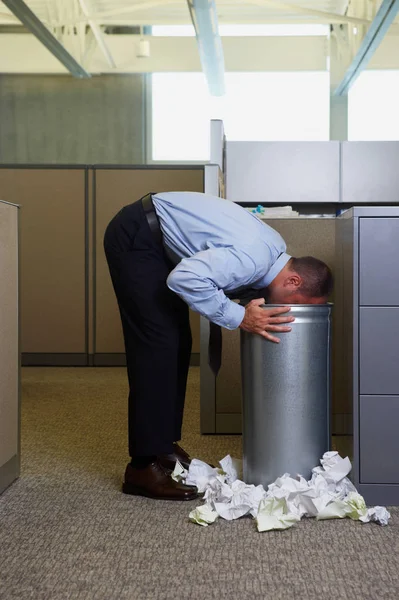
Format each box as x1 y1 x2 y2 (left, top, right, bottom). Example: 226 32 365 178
241 304 332 487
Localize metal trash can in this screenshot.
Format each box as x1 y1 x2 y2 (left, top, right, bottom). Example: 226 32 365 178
241 304 332 487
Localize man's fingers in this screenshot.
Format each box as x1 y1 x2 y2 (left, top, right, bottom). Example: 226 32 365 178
265 306 292 315
266 325 292 333
248 297 265 307
259 331 280 343
268 316 295 324
241 303 295 341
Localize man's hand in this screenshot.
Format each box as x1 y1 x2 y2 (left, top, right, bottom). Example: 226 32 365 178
239 298 295 343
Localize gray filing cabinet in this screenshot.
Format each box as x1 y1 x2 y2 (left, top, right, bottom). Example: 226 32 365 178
336 207 399 505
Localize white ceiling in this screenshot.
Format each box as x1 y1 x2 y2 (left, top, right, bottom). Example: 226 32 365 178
0 0 357 29
1 0 397 80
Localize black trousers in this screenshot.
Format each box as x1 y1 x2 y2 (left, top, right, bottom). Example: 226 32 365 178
103 199 192 458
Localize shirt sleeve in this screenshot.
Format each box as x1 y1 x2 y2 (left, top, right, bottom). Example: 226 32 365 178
166 246 262 330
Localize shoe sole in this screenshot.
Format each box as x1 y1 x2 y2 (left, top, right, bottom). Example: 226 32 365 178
122 482 199 501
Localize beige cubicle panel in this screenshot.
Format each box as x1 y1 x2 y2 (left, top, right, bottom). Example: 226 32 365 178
204 218 348 434
0 168 87 364
94 167 204 364
0 200 20 494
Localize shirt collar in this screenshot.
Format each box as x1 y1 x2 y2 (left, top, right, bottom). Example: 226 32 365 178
261 252 291 287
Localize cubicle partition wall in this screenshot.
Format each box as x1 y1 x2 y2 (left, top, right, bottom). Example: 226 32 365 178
2 136 397 436
0 200 20 494
0 165 205 367
0 167 88 365
93 166 204 365
226 141 341 204
226 140 399 205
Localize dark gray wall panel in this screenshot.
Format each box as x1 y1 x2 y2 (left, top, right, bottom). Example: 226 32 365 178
360 307 399 396
0 75 145 164
360 395 399 484
359 218 399 306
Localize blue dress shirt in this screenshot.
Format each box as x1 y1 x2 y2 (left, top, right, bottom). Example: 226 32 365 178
152 192 291 330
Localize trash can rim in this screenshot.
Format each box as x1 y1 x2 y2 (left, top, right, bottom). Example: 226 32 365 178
261 302 333 308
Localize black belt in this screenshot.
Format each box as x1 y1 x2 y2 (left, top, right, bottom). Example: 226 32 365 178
142 193 162 245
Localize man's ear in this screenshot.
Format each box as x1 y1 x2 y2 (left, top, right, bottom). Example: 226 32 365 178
285 274 301 290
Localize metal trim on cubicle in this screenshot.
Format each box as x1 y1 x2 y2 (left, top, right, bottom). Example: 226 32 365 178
92 167 97 366
0 164 88 169
0 164 206 170
200 122 227 432
16 201 21 487
200 162 225 433
339 142 343 203
84 168 89 361
0 199 20 205
210 120 226 172
93 165 206 170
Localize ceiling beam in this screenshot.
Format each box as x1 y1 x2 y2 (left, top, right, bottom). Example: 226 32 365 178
1 0 90 78
92 1 174 20
187 0 225 96
46 16 364 27
0 11 20 22
0 34 329 73
244 0 372 25
78 0 116 68
335 0 399 95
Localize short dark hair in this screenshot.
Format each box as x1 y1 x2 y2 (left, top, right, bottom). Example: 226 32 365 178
289 256 333 298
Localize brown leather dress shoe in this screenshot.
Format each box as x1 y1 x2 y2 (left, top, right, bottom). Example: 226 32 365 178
122 460 198 501
158 442 192 471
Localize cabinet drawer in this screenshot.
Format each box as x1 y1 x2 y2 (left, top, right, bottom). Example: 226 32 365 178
359 218 399 306
360 307 399 395
360 395 399 484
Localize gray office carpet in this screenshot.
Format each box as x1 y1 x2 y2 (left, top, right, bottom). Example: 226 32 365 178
1 367 399 600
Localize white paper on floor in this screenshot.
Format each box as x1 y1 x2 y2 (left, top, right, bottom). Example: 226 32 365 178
172 452 391 531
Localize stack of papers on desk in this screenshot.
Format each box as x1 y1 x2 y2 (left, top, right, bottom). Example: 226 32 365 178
247 205 300 218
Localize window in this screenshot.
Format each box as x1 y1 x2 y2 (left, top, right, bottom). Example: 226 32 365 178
150 23 329 161
349 71 399 140
151 71 330 161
